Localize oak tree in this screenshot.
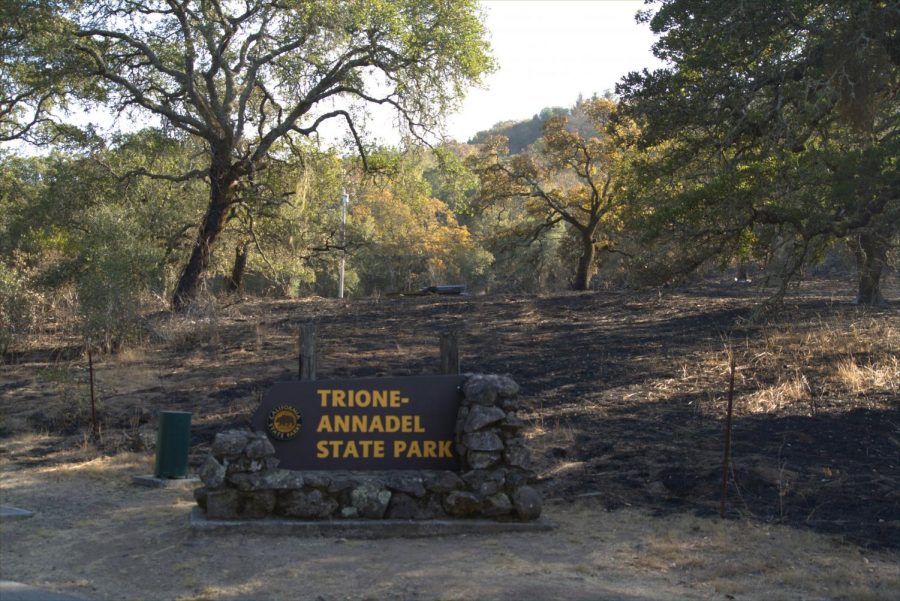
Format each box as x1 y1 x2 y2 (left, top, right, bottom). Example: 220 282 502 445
470 98 636 290
618 0 898 305
33 0 491 309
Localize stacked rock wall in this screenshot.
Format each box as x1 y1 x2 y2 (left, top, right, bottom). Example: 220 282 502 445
194 373 541 521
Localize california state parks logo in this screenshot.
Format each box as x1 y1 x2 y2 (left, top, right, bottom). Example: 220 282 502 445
267 404 301 440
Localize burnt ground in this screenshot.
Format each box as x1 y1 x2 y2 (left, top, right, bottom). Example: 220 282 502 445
2 277 898 551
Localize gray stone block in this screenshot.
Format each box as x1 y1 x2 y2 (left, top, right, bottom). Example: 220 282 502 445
206 489 240 519
189 507 555 538
259 469 304 490
385 493 419 519
505 468 535 490
351 482 392 519
467 451 501 469
443 491 482 517
464 431 503 452
424 470 464 493
512 486 542 521
462 375 498 405
227 472 262 491
463 469 505 497
198 456 226 488
493 374 520 398
501 413 527 432
193 487 208 510
245 435 275 459
211 430 250 458
386 474 427 498
482 492 513 517
278 489 338 519
240 490 276 518
464 405 506 432
302 471 332 489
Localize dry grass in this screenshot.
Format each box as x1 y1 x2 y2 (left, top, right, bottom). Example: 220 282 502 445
744 373 811 413
834 356 900 394
668 312 900 417
3 452 898 601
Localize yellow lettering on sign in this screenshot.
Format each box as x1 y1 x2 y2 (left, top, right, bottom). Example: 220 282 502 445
315 414 431 434
424 440 437 457
315 440 387 459
334 415 349 432
408 440 422 458
393 440 407 457
369 415 383 433
351 415 365 432
389 439 455 459
319 389 416 407
385 415 399 432
354 389 371 407
317 415 332 433
343 440 359 458
316 440 328 458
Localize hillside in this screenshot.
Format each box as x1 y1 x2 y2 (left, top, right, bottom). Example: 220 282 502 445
2 278 898 549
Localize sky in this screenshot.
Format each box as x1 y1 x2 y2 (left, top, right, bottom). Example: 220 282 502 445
4 0 664 152
443 0 663 142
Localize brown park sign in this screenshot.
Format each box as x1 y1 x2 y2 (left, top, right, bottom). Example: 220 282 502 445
251 375 464 470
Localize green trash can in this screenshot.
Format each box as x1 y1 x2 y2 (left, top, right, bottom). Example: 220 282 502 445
154 411 192 479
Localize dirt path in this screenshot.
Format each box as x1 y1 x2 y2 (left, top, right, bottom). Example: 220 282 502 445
2 450 898 601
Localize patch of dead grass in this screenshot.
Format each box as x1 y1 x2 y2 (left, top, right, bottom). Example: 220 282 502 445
744 373 810 413
834 356 899 394
665 312 900 417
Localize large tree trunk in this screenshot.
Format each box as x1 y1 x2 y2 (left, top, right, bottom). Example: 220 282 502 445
855 231 888 306
172 160 236 311
225 241 250 293
573 233 596 291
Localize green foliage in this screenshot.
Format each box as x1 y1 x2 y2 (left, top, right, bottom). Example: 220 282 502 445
73 204 165 350
618 0 899 302
469 98 638 290
0 259 37 357
468 106 570 154
342 149 492 295
0 131 210 349
23 0 494 308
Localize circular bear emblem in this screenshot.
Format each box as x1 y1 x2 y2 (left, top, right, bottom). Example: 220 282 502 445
267 404 301 440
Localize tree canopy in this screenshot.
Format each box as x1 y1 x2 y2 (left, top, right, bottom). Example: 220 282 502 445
617 0 899 305
470 98 637 290
23 0 493 309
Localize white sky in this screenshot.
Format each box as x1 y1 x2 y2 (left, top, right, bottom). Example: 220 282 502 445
443 0 662 141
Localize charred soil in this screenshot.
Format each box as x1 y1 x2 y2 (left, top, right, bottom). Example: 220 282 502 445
2 277 898 552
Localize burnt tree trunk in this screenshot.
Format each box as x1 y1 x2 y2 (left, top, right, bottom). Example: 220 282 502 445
573 233 596 291
855 231 888 306
226 241 250 293
172 159 237 311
